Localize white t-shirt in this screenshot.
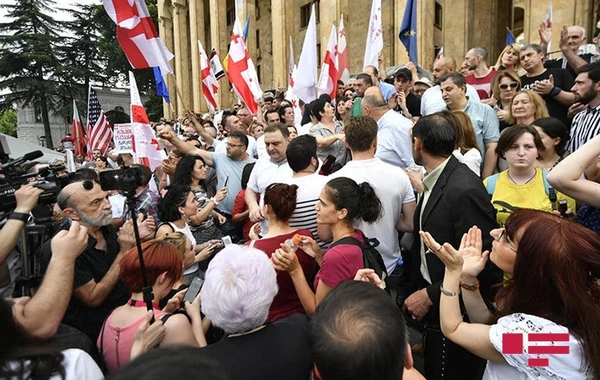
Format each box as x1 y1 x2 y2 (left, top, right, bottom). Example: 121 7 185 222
331 158 416 274
453 148 482 176
484 313 592 380
421 84 481 116
108 193 127 218
8 349 103 380
255 134 267 160
247 156 294 234
285 173 330 249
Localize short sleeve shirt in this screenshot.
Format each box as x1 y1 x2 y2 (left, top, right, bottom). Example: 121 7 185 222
314 230 365 288
210 153 256 213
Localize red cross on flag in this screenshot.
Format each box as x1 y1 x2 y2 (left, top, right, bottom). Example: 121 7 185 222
103 0 173 76
317 25 339 100
337 15 350 83
226 19 262 114
285 66 303 128
129 71 166 171
198 40 219 112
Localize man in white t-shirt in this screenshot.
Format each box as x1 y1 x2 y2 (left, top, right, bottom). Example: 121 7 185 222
330 116 416 277
246 124 293 234
284 134 330 249
421 56 481 116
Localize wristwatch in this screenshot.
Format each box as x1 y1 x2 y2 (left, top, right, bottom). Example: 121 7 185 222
8 212 29 222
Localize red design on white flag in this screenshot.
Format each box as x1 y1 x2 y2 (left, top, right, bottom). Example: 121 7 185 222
434 46 444 63
226 19 262 114
363 0 383 68
285 66 303 128
71 99 86 157
103 0 173 76
198 40 219 112
129 71 166 171
337 15 350 83
317 25 339 100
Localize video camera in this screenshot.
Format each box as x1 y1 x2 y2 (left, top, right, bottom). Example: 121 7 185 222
98 165 143 195
0 150 75 216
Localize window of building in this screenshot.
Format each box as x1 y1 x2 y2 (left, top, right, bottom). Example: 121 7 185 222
256 29 260 49
317 42 321 67
434 2 443 29
226 0 235 26
257 64 262 83
255 0 260 19
300 0 320 29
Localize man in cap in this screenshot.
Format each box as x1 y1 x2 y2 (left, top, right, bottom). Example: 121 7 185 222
392 67 421 122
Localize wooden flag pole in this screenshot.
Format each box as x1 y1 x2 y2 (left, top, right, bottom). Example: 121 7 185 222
168 72 189 115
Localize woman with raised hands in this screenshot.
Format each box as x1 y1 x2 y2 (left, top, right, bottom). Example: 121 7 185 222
420 209 600 379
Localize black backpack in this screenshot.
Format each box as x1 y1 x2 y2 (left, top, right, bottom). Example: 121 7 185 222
329 233 388 283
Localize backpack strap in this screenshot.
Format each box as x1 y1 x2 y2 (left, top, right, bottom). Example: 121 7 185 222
329 236 362 249
485 173 499 196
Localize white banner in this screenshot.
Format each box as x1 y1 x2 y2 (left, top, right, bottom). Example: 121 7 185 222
113 123 134 153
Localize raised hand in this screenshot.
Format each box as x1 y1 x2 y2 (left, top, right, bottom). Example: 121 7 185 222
354 268 385 289
51 221 89 262
419 231 463 273
457 227 489 279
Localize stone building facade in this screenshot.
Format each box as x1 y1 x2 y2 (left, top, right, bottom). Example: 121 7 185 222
16 87 147 149
158 0 600 116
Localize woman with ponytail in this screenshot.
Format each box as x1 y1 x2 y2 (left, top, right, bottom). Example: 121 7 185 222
272 177 382 315
247 183 316 322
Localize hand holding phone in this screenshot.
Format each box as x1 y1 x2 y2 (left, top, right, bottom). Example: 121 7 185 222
224 176 230 187
183 277 204 304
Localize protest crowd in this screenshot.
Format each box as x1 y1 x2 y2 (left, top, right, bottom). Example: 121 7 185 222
2 0 600 379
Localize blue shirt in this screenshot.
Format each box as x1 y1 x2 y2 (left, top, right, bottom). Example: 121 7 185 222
379 81 397 101
375 110 415 169
458 100 500 162
210 153 256 213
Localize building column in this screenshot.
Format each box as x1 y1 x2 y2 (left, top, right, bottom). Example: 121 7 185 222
442 0 470 60
271 0 289 88
209 0 230 109
189 0 202 112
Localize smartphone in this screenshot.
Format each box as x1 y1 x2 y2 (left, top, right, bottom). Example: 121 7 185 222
558 200 568 217
222 235 233 246
224 176 229 187
183 277 204 304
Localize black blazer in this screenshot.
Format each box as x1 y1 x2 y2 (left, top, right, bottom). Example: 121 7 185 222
408 156 502 315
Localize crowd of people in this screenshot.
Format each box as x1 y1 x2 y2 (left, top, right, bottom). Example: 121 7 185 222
1 20 600 380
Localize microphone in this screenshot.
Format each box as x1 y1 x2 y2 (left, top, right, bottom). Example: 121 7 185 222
1 150 43 171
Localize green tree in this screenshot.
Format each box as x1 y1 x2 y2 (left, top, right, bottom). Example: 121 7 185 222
0 108 17 137
0 0 62 149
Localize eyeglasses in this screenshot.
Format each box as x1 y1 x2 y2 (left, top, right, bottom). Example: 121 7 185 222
496 228 517 252
59 180 95 209
499 82 519 90
226 142 244 148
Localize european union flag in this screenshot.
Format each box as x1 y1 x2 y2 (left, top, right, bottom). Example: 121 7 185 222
153 67 170 104
243 15 250 42
506 28 516 45
399 0 418 65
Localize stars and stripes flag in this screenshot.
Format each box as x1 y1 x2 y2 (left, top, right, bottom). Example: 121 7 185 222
71 99 86 157
86 86 112 155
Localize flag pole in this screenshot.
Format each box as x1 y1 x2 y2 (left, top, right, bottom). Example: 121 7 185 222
168 72 189 114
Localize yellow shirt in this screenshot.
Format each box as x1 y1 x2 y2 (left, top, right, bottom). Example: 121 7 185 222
483 168 576 226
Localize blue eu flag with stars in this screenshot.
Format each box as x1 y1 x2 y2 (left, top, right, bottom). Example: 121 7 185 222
399 0 418 65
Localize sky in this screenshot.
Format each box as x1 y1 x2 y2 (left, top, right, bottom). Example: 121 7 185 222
0 0 101 24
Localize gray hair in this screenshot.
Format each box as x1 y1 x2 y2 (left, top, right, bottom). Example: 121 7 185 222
201 245 278 334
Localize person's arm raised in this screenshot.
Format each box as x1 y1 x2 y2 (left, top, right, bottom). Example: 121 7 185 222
547 134 600 207
157 127 213 166
185 110 215 147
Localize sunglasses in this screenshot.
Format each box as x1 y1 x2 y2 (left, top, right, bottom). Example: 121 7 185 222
499 82 519 90
59 180 95 209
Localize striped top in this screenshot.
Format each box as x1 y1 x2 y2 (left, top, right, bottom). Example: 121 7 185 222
567 104 600 153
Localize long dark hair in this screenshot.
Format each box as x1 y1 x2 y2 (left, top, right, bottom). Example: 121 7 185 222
497 209 600 377
324 177 382 224
0 298 65 379
172 155 208 191
158 185 191 222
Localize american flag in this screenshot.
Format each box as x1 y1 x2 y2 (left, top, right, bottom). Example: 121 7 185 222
86 86 112 155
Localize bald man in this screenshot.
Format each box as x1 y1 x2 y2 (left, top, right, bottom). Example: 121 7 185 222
421 57 481 116
38 180 155 341
361 87 415 169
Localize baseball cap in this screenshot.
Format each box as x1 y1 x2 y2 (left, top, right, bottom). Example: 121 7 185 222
414 77 433 87
394 67 413 81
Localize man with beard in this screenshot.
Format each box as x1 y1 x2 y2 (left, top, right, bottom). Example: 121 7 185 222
567 61 600 152
38 180 155 341
463 47 496 102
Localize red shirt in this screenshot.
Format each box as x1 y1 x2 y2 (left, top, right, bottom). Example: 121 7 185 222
314 230 365 289
248 229 316 322
466 69 496 100
232 189 252 241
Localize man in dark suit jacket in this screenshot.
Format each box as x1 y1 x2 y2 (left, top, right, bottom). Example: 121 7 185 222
403 111 502 380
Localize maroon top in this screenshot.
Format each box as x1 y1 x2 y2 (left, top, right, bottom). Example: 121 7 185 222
249 229 316 322
314 230 365 289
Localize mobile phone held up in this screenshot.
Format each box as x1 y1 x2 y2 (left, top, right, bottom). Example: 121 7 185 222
222 235 233 246
224 176 230 187
183 277 204 304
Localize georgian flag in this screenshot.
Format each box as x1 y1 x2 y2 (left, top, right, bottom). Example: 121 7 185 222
103 0 173 76
317 25 339 101
199 41 219 112
226 19 262 114
337 15 350 83
129 71 166 171
363 0 383 68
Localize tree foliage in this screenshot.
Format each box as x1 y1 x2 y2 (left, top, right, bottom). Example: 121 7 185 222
0 108 17 137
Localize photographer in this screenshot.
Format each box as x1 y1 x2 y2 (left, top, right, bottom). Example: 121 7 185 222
38 180 156 341
11 221 88 339
0 183 43 268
